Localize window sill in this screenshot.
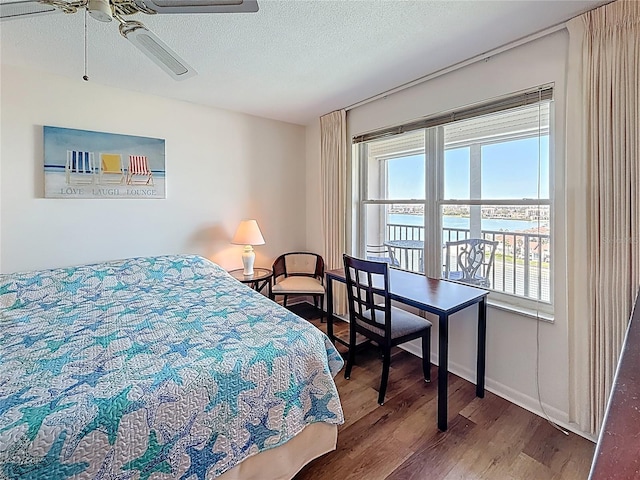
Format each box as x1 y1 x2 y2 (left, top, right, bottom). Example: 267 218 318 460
487 297 554 323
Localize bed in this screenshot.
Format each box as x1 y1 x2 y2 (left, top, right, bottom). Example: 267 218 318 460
0 254 344 479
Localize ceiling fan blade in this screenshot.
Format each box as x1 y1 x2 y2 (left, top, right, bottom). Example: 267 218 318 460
132 0 258 14
0 0 62 20
119 21 197 81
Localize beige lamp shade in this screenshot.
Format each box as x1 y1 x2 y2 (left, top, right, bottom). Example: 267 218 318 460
232 219 265 246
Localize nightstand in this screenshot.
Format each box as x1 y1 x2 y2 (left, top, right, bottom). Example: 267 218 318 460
228 268 273 296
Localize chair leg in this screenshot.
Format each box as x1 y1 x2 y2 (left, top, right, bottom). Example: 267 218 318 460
283 295 288 307
345 346 355 380
317 295 325 323
422 330 431 383
378 347 391 405
345 321 356 380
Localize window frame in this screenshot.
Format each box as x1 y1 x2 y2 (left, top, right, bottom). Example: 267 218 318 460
354 86 555 315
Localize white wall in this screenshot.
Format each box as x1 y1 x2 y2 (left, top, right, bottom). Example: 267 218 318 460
306 31 587 437
1 65 307 273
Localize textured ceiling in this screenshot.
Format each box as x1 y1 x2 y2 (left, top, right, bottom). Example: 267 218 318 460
0 0 608 125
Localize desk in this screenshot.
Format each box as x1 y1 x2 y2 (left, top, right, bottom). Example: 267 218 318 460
325 267 488 431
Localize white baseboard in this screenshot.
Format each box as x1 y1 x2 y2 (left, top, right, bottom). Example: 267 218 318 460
398 343 596 442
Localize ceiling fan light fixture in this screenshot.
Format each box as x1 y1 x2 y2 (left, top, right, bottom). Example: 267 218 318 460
88 0 113 22
121 22 197 81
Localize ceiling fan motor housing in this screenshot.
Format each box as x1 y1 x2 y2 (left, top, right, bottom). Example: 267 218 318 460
88 0 113 22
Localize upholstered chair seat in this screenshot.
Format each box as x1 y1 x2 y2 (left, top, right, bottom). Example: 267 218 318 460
271 276 325 295
361 306 430 339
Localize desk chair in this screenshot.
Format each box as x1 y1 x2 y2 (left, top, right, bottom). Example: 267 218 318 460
444 238 498 288
270 252 325 320
343 254 432 405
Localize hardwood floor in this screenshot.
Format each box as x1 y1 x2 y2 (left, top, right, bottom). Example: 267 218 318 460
289 303 595 480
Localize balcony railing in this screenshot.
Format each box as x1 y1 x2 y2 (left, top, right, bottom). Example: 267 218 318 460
385 222 550 302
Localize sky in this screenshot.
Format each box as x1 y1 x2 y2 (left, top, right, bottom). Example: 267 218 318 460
43 126 166 171
386 136 550 200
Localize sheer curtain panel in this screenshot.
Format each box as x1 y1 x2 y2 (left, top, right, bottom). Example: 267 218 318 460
566 0 640 435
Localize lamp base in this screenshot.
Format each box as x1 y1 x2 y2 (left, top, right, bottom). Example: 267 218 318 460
241 245 255 276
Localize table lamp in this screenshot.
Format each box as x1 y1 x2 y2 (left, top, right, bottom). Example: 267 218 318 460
232 219 265 276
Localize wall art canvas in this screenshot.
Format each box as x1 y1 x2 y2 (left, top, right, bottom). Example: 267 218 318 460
44 126 166 199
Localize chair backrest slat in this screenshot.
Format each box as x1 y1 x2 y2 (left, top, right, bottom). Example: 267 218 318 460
67 150 94 173
343 254 391 342
129 155 150 175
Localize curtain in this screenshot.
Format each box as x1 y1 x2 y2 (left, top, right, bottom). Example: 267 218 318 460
566 0 640 435
320 110 347 315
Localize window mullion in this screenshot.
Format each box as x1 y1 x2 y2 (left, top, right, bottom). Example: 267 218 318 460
424 127 441 278
357 143 368 258
470 144 482 238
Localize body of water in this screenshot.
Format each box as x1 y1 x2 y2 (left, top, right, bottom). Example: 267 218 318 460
389 213 546 232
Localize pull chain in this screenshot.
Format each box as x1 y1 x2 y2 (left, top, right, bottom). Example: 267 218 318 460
83 8 89 81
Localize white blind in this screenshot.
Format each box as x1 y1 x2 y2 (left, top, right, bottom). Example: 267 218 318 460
353 85 553 144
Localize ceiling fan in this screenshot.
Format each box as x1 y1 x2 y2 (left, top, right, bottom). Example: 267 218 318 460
0 0 259 80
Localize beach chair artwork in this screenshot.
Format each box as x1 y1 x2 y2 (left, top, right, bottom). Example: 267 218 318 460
65 150 95 185
99 153 125 184
126 155 154 186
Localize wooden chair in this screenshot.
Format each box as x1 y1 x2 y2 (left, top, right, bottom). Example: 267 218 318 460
270 252 325 320
444 238 498 288
343 254 432 405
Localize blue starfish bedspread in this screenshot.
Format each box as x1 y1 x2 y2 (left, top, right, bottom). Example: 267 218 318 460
0 254 344 479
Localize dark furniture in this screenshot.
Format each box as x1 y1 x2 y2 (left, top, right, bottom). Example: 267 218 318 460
444 238 498 288
326 264 489 431
589 288 640 479
270 252 325 320
228 267 273 295
343 255 432 405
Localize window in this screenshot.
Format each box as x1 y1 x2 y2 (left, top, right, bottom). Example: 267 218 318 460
355 87 553 311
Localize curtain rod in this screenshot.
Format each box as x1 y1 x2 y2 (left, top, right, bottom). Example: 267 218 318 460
342 22 568 113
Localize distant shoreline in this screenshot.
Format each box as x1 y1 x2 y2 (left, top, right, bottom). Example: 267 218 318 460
388 212 549 233
390 212 549 222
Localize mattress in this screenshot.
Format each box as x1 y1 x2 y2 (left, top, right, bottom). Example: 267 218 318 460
0 254 344 478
